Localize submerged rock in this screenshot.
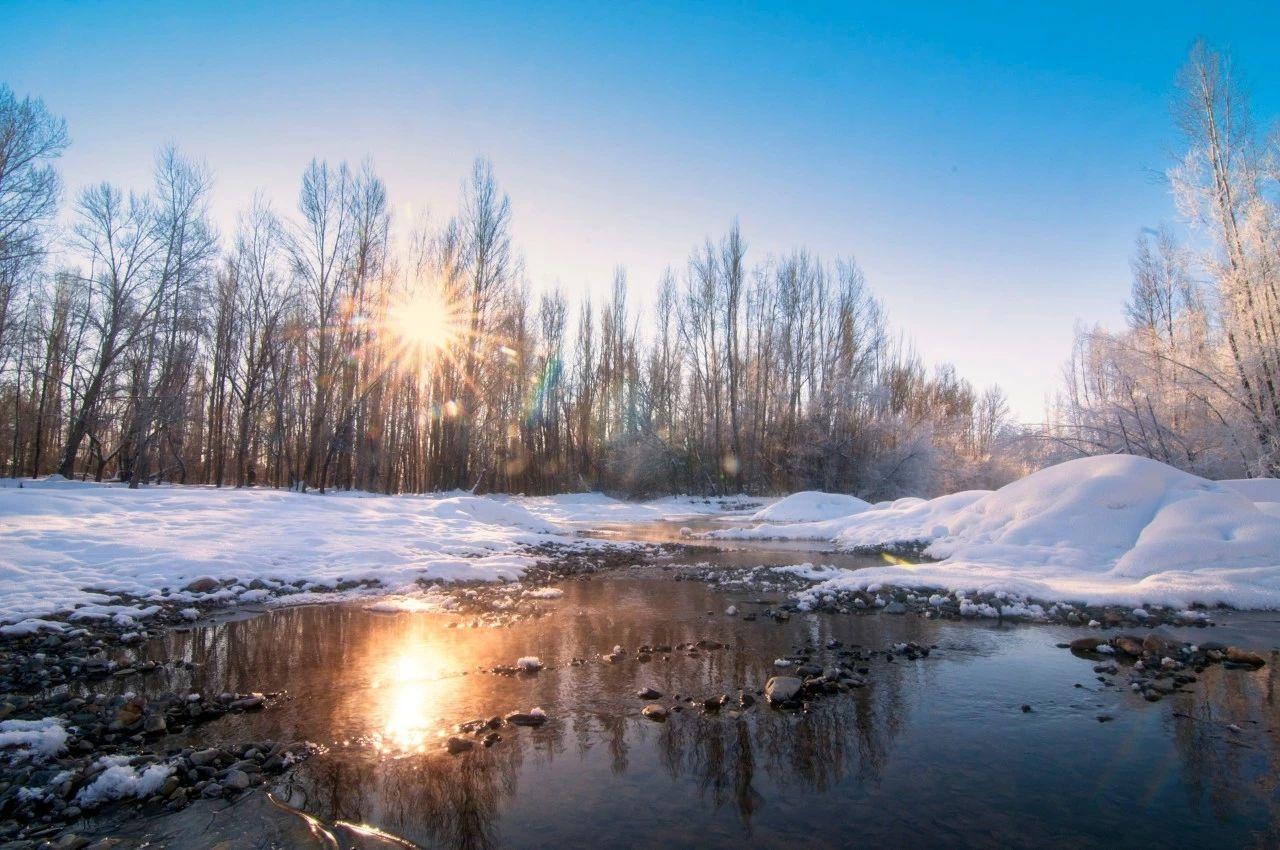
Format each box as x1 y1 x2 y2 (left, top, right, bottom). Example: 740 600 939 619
641 704 669 721
765 676 803 705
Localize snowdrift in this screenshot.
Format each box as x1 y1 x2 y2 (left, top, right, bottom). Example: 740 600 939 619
722 456 1280 608
749 491 872 523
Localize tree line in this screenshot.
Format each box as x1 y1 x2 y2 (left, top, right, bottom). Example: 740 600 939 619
0 86 1023 499
1050 43 1280 478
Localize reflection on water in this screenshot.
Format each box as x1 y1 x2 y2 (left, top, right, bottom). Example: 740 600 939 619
99 577 1280 849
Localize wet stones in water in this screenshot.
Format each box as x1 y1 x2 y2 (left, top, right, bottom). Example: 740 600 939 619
641 704 669 722
765 676 803 706
1063 632 1269 707
505 708 548 727
637 687 663 700
446 736 474 755
703 694 728 712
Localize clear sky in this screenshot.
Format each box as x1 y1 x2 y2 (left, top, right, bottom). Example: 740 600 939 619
3 1 1277 420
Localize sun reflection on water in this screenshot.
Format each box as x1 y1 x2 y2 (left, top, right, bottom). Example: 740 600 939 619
370 641 449 756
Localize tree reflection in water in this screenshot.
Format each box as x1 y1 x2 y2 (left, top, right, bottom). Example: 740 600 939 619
81 579 1280 848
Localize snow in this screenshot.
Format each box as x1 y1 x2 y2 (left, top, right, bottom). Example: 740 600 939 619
748 491 871 523
733 456 1280 609
76 755 174 805
516 656 543 671
0 481 564 623
1221 478 1280 502
0 718 67 762
0 618 65 636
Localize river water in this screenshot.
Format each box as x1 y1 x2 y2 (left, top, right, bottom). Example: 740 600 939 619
74 530 1280 849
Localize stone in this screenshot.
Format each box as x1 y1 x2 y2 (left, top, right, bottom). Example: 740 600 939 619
505 711 547 727
1143 633 1180 657
636 687 662 700
764 676 803 705
189 748 221 767
1069 637 1106 652
1111 635 1145 656
641 704 668 721
445 736 474 754
883 601 907 615
184 577 220 594
1226 646 1266 667
224 769 251 790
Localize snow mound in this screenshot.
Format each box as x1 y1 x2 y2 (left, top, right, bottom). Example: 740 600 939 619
749 491 872 523
784 456 1280 608
1221 478 1280 503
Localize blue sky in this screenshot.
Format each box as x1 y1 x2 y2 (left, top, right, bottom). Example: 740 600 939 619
3 1 1277 419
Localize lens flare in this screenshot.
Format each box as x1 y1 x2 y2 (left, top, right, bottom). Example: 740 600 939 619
384 283 465 362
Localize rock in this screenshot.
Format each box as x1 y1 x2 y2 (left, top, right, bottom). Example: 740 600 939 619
636 687 662 700
230 694 264 711
641 704 668 721
725 606 738 616
883 601 907 615
505 711 547 727
1226 646 1266 667
703 694 727 711
764 676 803 705
143 714 167 735
1143 633 1180 657
1096 714 1114 723
184 577 220 593
189 747 221 767
1111 635 1145 655
1069 637 1106 652
224 769 251 790
1020 704 1032 713
445 736 474 754
54 835 90 850
201 782 224 798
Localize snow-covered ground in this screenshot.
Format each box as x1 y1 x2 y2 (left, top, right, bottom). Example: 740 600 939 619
0 481 762 625
0 480 565 624
713 456 1280 609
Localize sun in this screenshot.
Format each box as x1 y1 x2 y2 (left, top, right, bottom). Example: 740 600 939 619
383 283 466 363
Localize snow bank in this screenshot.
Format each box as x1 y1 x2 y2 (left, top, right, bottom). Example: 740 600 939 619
1221 478 1280 503
741 456 1280 608
0 482 566 623
748 491 871 523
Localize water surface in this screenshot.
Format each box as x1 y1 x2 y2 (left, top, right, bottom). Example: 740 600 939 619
83 571 1280 849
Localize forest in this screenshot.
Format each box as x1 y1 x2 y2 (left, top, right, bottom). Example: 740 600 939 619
0 43 1276 499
